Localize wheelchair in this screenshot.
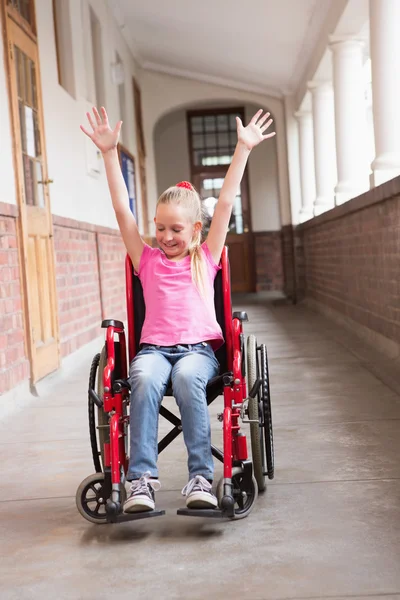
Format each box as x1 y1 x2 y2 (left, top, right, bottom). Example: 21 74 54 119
76 247 274 524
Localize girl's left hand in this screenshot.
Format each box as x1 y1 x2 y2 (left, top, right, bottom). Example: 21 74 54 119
236 109 276 150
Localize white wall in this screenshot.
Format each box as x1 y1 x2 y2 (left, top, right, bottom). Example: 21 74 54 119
141 69 292 234
154 109 190 194
154 104 281 231
36 0 143 230
1 0 144 231
245 103 280 232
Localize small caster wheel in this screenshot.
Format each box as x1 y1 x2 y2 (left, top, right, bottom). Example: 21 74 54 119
76 473 126 524
216 467 258 520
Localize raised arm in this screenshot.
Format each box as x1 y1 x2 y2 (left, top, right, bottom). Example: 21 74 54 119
206 109 276 264
80 107 144 271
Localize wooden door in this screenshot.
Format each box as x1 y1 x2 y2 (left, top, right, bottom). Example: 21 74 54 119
194 171 255 293
188 108 255 293
3 1 60 382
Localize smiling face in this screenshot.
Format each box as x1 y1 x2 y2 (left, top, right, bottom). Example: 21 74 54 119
154 203 201 261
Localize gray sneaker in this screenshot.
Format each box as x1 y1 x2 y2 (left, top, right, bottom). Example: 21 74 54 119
123 472 161 513
182 475 218 509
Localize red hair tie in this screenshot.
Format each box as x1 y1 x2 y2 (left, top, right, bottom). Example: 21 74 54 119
176 181 194 190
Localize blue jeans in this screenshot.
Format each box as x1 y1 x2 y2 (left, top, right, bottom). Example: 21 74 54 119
127 343 219 482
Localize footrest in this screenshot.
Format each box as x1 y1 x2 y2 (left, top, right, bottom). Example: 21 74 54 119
107 510 165 523
177 508 227 519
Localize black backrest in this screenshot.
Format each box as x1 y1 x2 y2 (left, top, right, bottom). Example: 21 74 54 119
132 268 228 374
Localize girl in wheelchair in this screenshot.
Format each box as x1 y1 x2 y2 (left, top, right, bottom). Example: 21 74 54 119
81 106 275 514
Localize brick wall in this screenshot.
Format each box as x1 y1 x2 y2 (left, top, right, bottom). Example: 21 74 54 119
281 225 296 301
53 219 102 357
53 216 127 358
0 208 128 395
254 231 284 291
97 232 127 323
297 176 400 346
293 226 305 302
0 203 29 394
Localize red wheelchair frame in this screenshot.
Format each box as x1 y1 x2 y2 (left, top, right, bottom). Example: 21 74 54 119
76 247 273 524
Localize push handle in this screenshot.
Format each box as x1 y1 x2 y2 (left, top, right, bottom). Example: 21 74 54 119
88 387 103 408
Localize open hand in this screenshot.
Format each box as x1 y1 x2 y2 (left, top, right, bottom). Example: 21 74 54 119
80 107 122 154
236 109 276 151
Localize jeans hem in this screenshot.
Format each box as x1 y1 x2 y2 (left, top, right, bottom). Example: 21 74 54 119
188 472 214 482
126 471 159 481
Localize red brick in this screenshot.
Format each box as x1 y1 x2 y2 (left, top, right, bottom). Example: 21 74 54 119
296 189 400 344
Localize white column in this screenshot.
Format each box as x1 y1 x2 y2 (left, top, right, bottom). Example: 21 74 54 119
330 39 370 204
370 0 400 186
295 111 316 222
308 81 337 216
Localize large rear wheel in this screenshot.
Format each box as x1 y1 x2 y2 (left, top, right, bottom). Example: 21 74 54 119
247 335 266 492
88 348 109 472
261 343 274 480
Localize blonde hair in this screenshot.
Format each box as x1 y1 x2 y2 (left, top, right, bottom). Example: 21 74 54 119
156 184 207 298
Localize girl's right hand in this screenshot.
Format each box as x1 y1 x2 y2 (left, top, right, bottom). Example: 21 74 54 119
80 107 122 154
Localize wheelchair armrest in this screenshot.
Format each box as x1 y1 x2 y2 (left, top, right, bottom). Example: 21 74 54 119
101 319 124 329
232 311 248 322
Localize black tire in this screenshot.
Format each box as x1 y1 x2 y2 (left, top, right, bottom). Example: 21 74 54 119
76 473 109 524
88 348 109 472
247 335 266 492
260 343 274 480
216 467 258 520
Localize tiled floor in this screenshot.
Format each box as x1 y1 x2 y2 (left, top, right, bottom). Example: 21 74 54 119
1 298 400 600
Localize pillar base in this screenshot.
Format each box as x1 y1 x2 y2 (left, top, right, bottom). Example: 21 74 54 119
370 168 400 188
334 183 369 205
314 197 334 216
299 207 314 223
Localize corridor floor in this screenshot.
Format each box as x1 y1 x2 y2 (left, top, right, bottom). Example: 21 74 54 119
1 298 400 600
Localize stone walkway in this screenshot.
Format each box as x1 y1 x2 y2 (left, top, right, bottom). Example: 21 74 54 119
1 297 400 599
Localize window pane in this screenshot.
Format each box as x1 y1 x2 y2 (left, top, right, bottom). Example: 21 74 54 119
229 114 238 130
24 54 33 107
234 215 243 234
18 101 26 153
30 62 37 109
191 117 203 134
192 134 204 150
202 178 224 191
21 0 31 22
9 0 34 26
24 105 36 158
194 150 204 166
14 47 24 99
200 176 245 235
23 156 35 205
33 111 41 157
217 132 230 147
205 132 216 148
216 115 228 131
204 116 216 132
201 154 233 166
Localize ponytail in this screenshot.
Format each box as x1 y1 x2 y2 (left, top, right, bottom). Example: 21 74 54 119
189 229 207 300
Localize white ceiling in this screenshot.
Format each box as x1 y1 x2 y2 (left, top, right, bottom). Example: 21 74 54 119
108 0 335 97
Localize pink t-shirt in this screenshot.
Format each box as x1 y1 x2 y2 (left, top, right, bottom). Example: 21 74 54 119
136 242 224 349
